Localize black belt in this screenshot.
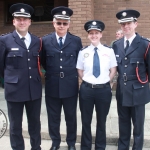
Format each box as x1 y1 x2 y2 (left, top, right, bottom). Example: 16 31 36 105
47 71 77 78
83 81 110 88
118 75 137 81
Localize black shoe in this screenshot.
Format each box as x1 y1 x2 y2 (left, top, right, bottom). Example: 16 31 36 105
68 146 76 150
50 146 60 150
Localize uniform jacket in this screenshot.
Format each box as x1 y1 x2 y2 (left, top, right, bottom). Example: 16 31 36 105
112 33 150 106
41 32 82 98
0 31 42 102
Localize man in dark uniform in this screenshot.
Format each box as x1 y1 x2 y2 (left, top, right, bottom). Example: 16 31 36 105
0 3 42 150
40 6 82 150
112 9 150 150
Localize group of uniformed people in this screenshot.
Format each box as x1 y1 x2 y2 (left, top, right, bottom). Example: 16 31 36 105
0 2 150 150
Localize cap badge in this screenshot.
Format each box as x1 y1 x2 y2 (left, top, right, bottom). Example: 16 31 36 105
62 11 66 15
92 21 97 25
122 12 127 17
20 8 25 13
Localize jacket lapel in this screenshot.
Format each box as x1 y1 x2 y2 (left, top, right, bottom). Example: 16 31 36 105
125 33 140 56
117 38 125 56
28 33 36 49
62 33 71 49
13 31 26 49
51 32 60 50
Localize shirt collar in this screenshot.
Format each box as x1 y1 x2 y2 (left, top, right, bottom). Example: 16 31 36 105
55 33 67 41
124 33 136 46
90 43 102 51
16 30 30 42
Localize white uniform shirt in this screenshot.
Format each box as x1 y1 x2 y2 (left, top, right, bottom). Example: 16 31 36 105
16 30 31 49
76 43 117 84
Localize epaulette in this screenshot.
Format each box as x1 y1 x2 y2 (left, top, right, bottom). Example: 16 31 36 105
103 44 111 48
80 46 88 51
68 32 80 38
30 32 39 38
141 36 150 42
42 34 49 37
1 32 11 36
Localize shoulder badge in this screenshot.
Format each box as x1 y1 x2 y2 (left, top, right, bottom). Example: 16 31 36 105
103 44 111 48
1 32 11 36
80 46 88 51
141 36 150 42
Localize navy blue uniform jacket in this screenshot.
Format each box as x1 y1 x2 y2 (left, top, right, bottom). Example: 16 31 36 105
112 33 150 106
40 32 82 98
0 31 42 102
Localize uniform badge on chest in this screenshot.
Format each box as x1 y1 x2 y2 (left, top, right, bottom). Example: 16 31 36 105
84 53 89 58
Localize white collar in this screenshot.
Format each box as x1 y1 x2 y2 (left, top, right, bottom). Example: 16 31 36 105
16 30 30 42
90 43 102 51
55 33 67 41
124 33 136 46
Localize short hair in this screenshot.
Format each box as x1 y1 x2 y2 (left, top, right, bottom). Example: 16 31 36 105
116 29 123 34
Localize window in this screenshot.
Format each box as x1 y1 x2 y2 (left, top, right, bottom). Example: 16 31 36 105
5 0 55 23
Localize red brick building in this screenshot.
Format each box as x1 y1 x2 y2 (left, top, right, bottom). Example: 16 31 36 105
0 0 150 46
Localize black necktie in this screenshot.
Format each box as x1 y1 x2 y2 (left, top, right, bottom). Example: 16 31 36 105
93 47 100 78
59 37 63 48
21 37 26 48
124 40 129 53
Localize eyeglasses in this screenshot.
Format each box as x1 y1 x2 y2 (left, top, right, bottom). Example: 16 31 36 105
55 22 69 26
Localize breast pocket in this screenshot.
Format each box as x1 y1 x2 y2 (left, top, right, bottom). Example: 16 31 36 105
130 58 144 69
7 51 23 69
46 52 55 66
65 52 76 66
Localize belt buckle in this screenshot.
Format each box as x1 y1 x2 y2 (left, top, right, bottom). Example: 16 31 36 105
60 72 64 78
92 84 97 88
123 75 127 81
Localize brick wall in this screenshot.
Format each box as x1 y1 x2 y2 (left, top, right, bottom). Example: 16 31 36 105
0 0 150 45
94 0 150 46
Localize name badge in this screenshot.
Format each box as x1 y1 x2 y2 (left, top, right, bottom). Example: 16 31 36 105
116 55 119 57
11 48 19 51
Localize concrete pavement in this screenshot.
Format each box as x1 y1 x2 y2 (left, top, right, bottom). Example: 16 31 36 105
0 86 150 149
1 136 150 150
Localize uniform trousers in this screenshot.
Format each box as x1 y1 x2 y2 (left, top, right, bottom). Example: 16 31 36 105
79 81 112 150
45 95 77 147
7 98 42 150
117 103 145 150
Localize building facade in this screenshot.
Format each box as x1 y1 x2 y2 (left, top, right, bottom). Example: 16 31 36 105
0 0 150 46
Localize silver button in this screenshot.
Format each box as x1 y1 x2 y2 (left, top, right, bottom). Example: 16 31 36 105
27 50 29 52
28 59 30 61
125 57 127 60
60 66 62 68
124 73 126 75
125 65 127 67
29 67 31 69
14 55 16 57
60 51 63 53
124 83 126 85
60 58 62 61
29 76 32 78
142 86 144 88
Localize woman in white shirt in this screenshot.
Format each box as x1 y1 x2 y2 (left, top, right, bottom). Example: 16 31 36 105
76 20 117 150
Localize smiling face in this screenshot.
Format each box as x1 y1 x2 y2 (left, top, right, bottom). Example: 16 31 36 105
13 17 31 36
120 21 137 39
53 19 70 37
88 29 102 46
